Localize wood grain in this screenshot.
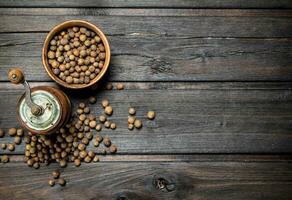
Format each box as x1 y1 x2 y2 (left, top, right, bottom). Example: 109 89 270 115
0 157 292 200
1 8 292 17
1 82 292 154
1 33 292 81
0 0 292 8
1 12 292 38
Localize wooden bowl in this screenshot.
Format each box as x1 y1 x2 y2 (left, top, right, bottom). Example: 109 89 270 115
42 20 110 89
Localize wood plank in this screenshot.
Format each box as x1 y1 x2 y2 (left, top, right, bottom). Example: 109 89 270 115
1 82 292 154
1 8 292 17
0 158 292 200
0 12 292 38
1 33 292 81
0 0 292 8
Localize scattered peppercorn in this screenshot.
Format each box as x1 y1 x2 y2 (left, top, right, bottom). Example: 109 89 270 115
1 143 7 150
103 137 111 147
52 170 60 179
128 123 134 130
1 155 9 163
99 115 106 123
116 83 124 90
134 119 142 129
110 123 116 130
89 96 97 104
128 116 135 124
110 145 117 154
106 83 113 90
93 155 100 162
95 124 102 131
16 128 24 137
0 129 4 137
8 128 17 136
48 180 55 187
8 143 15 151
128 107 136 115
147 111 156 120
104 106 113 115
104 121 110 128
101 99 109 108
58 178 66 186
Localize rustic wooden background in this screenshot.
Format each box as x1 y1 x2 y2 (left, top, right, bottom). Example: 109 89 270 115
1 1 292 199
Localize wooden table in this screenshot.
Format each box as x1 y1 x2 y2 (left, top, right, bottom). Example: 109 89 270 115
1 1 292 199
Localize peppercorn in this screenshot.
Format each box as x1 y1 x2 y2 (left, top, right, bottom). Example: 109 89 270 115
110 145 117 154
93 155 100 162
84 156 92 163
0 129 4 137
79 102 86 109
48 180 55 187
106 83 113 90
110 123 116 130
83 107 90 114
99 115 107 123
93 140 99 147
8 143 15 151
101 99 109 108
100 149 106 155
1 143 7 150
58 178 66 186
128 107 136 115
86 132 93 140
134 119 142 129
104 121 110 128
104 106 113 115
79 114 86 121
128 116 136 124
128 123 134 130
59 159 67 168
147 111 156 120
33 162 40 169
76 108 83 115
116 83 124 90
16 129 24 137
65 135 74 143
95 135 103 143
89 120 97 128
79 150 87 159
8 128 17 136
1 155 9 163
89 96 97 104
103 137 111 147
82 138 89 145
74 159 81 167
95 124 102 131
50 170 60 180
88 151 95 158
14 136 21 145
78 143 86 151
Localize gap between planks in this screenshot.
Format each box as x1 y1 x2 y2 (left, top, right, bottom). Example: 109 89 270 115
1 81 292 90
4 154 292 162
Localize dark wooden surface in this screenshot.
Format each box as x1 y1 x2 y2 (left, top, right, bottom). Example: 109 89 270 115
0 2 292 200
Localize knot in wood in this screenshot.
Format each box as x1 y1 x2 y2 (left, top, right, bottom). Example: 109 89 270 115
153 176 176 192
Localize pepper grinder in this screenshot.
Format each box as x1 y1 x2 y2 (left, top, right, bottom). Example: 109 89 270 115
8 68 71 135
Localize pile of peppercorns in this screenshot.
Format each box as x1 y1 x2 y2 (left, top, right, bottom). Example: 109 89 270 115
0 83 156 187
47 26 106 85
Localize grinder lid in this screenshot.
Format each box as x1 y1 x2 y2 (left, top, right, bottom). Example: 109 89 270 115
19 90 61 131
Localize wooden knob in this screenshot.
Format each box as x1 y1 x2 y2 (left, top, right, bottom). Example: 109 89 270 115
8 68 24 84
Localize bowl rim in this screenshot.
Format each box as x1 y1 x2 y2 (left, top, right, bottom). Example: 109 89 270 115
42 19 111 89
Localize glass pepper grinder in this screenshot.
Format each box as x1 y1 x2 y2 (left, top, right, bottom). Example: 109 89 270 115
8 68 71 135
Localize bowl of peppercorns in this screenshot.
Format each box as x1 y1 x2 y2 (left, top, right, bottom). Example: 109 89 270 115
42 20 110 89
